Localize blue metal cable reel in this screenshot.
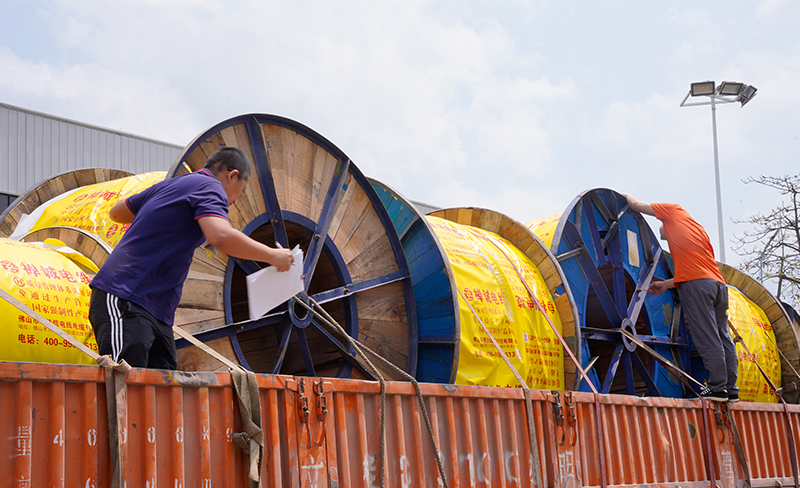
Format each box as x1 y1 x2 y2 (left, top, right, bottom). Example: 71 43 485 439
170 114 417 380
544 188 688 397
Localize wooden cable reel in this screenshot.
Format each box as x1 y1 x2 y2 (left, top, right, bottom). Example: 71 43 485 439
718 262 800 404
171 114 417 380
0 168 129 278
0 168 133 238
428 207 581 388
529 188 685 396
367 179 459 383
369 178 581 388
20 227 112 272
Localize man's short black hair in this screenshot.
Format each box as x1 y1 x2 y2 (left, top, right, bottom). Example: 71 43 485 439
204 147 251 180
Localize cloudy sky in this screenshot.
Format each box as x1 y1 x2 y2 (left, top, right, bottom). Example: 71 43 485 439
1 0 798 275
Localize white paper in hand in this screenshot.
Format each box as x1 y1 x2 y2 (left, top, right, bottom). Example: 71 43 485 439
246 249 304 320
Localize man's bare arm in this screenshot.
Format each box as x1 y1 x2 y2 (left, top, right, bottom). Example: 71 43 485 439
623 193 655 216
198 215 293 271
646 277 674 295
109 199 135 224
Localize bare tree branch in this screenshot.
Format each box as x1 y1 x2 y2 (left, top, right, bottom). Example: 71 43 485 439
733 175 800 309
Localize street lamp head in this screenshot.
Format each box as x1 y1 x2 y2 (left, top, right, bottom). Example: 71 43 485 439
691 81 716 96
739 85 758 107
718 81 744 96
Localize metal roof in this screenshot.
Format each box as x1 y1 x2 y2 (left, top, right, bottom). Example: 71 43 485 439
0 101 182 196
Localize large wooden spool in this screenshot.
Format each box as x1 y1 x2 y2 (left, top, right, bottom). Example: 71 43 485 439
719 263 800 404
0 168 132 238
368 179 459 383
171 114 416 380
20 227 112 271
528 188 684 396
369 177 580 388
429 207 581 388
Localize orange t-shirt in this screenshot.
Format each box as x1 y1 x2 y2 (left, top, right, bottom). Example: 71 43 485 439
652 203 725 286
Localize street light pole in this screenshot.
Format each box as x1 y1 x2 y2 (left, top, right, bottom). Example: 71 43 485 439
709 95 726 262
680 80 757 264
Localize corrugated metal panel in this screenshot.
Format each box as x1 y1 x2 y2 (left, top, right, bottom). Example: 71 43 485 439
0 102 182 196
0 361 797 488
731 401 799 487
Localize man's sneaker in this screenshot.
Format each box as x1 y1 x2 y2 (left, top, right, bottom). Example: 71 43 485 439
728 392 740 403
699 386 728 402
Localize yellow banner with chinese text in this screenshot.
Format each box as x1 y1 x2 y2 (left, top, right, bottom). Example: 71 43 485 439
20 172 165 248
426 216 564 390
0 239 97 365
525 214 561 249
728 286 780 403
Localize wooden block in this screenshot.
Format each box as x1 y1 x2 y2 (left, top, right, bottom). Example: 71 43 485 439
327 173 355 241
454 207 472 226
231 192 257 226
178 270 225 310
189 248 228 275
340 207 389 268
184 149 208 172
283 128 315 217
226 204 249 231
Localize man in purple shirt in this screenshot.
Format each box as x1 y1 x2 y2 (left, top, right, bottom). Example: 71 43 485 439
89 147 293 369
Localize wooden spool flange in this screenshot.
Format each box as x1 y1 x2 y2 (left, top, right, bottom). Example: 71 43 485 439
20 226 112 271
0 168 133 238
171 114 417 380
719 262 800 404
414 203 582 388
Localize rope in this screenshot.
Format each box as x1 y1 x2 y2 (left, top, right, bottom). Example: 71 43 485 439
294 297 450 488
0 289 266 486
758 312 800 380
292 298 388 486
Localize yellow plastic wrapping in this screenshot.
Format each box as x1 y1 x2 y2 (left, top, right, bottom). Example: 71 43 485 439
426 216 564 390
728 286 781 403
525 214 561 249
0 239 97 365
12 171 165 248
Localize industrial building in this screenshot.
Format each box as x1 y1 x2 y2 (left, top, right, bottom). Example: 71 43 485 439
0 101 182 213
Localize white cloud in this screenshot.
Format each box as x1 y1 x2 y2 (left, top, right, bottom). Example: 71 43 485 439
0 46 197 142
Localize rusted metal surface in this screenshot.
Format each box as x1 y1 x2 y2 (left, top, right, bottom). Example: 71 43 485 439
1 361 798 487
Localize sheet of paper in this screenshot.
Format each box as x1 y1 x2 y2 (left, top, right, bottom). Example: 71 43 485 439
245 249 304 320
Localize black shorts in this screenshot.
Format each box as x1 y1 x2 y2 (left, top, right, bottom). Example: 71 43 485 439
88 288 177 369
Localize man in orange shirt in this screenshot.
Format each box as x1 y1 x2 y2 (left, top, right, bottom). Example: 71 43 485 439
625 194 738 402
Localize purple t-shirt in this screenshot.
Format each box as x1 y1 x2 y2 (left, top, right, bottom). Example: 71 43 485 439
91 169 229 324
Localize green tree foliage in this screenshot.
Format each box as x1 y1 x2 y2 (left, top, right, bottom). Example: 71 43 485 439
732 175 800 310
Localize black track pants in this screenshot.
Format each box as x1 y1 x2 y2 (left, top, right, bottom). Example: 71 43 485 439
88 288 177 369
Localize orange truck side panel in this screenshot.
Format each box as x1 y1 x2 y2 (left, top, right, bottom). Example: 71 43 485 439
0 361 798 488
